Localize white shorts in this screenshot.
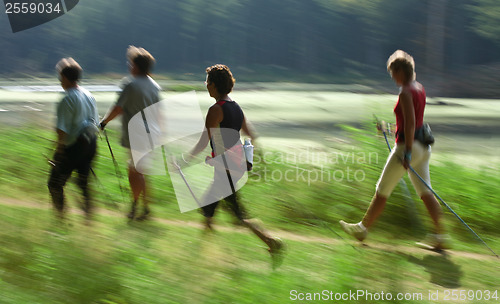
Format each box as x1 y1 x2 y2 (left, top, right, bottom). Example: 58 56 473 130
376 141 432 197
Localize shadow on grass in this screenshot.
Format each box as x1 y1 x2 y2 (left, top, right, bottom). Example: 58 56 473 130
406 253 463 288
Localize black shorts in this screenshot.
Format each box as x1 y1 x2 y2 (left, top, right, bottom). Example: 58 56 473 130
201 169 247 220
201 191 247 220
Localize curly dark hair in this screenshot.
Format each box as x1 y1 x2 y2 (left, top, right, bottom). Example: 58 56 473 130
206 64 235 95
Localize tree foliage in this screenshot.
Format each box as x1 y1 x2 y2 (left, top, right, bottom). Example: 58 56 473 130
0 0 499 81
468 0 500 45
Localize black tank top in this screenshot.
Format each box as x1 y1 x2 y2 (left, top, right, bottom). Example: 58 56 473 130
210 100 243 153
218 100 243 130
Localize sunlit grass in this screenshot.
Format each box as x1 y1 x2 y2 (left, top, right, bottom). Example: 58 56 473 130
0 86 499 303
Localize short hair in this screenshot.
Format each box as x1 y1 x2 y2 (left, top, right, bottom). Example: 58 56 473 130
55 57 82 82
206 64 235 95
387 50 416 82
127 45 155 75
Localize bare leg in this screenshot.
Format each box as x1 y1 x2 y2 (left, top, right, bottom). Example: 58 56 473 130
415 192 450 250
242 219 274 247
136 175 151 220
361 192 388 229
142 176 149 209
127 166 145 219
421 192 443 234
243 219 284 269
128 166 145 201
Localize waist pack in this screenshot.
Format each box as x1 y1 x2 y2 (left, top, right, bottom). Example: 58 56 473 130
397 123 435 146
415 123 435 146
79 122 99 144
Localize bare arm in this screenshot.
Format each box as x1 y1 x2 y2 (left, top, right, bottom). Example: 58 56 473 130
101 105 123 126
56 129 67 154
189 105 223 157
241 116 258 140
400 89 415 167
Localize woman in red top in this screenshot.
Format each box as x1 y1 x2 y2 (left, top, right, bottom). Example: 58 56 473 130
340 50 448 250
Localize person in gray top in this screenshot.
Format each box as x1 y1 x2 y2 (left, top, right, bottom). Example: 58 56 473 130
48 57 99 220
100 46 161 220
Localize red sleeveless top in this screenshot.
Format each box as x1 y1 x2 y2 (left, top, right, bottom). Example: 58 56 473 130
394 82 426 143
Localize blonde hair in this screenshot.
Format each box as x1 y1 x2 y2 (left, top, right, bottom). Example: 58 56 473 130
386 50 416 82
127 45 155 75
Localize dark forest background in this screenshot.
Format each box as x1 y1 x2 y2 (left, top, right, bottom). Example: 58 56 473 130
1 0 499 97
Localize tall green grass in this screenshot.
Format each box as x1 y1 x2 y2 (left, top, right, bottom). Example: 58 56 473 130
1 124 498 239
0 124 499 303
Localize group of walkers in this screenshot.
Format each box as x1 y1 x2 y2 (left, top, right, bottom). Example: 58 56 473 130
47 46 448 267
48 46 285 265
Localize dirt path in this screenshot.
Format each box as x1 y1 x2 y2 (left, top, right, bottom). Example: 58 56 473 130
1 196 497 262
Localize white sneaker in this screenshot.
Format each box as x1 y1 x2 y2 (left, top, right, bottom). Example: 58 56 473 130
416 234 451 251
339 220 367 241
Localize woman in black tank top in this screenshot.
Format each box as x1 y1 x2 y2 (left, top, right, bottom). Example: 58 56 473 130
187 64 285 268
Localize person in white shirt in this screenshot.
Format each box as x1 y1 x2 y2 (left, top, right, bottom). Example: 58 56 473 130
48 57 99 220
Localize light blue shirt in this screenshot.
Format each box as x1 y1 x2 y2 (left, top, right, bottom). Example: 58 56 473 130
56 86 99 146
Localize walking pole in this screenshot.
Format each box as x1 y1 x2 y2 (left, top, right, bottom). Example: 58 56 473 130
88 166 120 209
42 152 56 167
408 165 499 259
305 207 361 252
274 197 359 252
373 115 422 232
103 129 127 203
171 158 202 206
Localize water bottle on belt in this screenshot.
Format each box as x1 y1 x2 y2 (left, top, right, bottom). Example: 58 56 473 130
243 138 254 171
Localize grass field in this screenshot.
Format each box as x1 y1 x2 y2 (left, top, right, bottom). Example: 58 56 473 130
0 83 499 303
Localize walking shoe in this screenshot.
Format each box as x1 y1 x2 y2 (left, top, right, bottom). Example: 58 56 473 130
339 220 367 241
416 234 451 251
268 237 285 270
136 208 151 221
203 217 215 232
127 211 135 220
54 208 66 221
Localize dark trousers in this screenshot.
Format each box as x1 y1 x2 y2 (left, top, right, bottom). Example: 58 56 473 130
201 169 247 221
202 191 247 220
48 135 97 212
